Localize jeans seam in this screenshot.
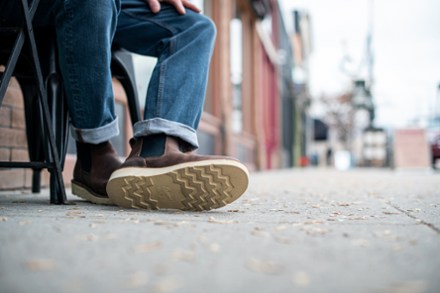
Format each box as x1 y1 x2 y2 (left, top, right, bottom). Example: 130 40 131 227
64 1 85 127
157 36 177 117
157 61 167 117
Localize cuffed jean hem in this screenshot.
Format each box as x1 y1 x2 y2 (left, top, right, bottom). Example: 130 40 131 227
133 118 199 149
71 117 120 144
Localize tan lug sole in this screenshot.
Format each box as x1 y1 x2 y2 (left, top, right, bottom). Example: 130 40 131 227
106 159 249 211
71 181 114 205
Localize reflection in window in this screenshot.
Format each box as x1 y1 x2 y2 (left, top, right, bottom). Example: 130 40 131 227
230 13 243 133
199 0 214 114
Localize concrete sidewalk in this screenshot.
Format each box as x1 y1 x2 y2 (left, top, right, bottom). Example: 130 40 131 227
1 169 439 293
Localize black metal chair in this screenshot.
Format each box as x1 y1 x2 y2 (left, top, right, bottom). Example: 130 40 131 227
0 0 141 204
0 0 67 203
111 48 142 128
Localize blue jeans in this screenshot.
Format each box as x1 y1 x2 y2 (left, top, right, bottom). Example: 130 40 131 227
1 0 216 149
114 0 216 149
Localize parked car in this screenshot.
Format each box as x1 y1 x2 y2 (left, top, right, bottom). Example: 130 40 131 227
425 116 440 169
431 133 440 169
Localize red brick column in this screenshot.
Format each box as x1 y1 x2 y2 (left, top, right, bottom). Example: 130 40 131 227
0 78 33 190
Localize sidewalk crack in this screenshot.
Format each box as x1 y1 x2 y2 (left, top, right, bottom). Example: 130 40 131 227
387 202 440 235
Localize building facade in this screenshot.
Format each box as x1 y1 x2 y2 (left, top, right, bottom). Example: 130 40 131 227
197 0 297 170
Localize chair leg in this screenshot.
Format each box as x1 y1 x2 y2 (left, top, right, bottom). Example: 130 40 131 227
20 6 67 204
19 77 66 202
20 79 45 193
46 72 69 204
47 72 69 169
34 28 69 204
111 51 141 126
49 170 64 204
40 102 67 204
118 76 141 125
31 169 41 193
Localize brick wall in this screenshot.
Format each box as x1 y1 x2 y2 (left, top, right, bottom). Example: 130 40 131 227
0 78 50 190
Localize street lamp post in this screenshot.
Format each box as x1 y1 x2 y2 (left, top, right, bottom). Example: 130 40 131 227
351 79 377 167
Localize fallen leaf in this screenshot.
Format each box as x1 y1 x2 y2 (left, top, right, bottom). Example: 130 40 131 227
125 271 149 289
275 225 288 231
24 259 56 271
76 234 99 242
66 210 83 217
208 217 237 224
209 243 221 253
292 271 311 287
154 220 178 228
382 280 427 293
251 228 271 238
171 250 196 262
274 236 294 245
352 238 369 247
246 258 284 275
153 276 182 293
134 241 163 253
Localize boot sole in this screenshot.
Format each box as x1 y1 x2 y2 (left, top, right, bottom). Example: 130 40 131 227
106 159 249 211
71 181 114 205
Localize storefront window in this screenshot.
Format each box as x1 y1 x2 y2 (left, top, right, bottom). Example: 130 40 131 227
199 0 214 115
230 8 243 133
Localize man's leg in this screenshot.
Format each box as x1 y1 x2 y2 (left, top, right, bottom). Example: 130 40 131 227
53 0 122 204
107 0 249 211
113 0 214 148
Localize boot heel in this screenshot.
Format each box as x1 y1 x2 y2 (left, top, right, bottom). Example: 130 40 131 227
71 181 114 205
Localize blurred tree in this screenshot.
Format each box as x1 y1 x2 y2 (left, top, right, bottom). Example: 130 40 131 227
320 91 354 150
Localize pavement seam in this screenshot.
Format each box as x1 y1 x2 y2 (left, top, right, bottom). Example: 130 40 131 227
386 202 440 235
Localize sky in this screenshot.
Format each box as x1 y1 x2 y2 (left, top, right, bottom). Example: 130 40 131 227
280 0 440 129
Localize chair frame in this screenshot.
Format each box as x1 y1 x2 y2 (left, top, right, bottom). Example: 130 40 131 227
0 0 66 203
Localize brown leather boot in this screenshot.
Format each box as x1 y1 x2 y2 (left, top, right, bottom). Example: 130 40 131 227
71 141 121 205
106 136 249 211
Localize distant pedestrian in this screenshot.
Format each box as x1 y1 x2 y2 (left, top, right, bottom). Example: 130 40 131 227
326 147 333 166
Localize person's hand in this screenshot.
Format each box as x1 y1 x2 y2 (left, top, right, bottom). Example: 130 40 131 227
145 0 201 15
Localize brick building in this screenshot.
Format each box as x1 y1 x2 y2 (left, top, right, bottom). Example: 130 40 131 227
0 78 38 189
198 0 297 170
